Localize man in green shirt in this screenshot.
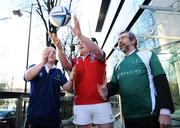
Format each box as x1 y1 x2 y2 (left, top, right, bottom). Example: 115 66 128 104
98 31 174 128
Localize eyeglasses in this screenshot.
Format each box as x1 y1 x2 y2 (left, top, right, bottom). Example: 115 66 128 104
118 35 129 42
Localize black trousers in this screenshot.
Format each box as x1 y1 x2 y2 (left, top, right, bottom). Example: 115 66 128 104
124 115 160 128
25 123 63 128
25 124 62 128
24 118 63 128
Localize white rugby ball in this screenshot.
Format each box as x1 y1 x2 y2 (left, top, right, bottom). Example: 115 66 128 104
49 5 71 27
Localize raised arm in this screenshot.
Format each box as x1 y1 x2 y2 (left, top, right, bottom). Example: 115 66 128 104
71 16 105 61
49 32 73 71
24 48 48 81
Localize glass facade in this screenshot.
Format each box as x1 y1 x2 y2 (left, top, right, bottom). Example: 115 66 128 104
133 6 180 122
156 41 180 112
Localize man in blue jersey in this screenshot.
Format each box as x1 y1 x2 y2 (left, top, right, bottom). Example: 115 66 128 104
98 31 174 128
24 44 74 128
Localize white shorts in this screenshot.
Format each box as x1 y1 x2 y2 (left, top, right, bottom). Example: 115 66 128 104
73 102 115 125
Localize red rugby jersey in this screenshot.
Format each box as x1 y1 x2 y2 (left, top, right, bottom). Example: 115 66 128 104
72 53 106 105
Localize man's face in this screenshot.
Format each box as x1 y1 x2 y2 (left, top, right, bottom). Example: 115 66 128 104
77 40 90 56
118 32 133 53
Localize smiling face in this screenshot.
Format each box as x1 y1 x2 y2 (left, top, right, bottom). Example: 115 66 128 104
118 32 137 55
47 47 56 64
77 40 90 56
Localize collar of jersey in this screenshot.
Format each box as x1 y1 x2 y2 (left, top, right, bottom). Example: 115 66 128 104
80 51 92 60
44 64 56 73
125 49 136 56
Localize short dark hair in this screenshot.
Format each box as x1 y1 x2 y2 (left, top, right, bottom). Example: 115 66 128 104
119 31 137 48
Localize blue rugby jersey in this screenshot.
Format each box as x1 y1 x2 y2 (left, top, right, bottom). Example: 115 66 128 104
26 65 67 126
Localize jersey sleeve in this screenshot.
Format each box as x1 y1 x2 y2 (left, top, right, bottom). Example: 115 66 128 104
25 64 39 82
107 64 120 98
59 71 68 86
150 51 165 76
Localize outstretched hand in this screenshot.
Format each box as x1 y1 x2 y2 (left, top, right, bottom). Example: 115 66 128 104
49 32 62 50
42 47 49 64
70 15 82 38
